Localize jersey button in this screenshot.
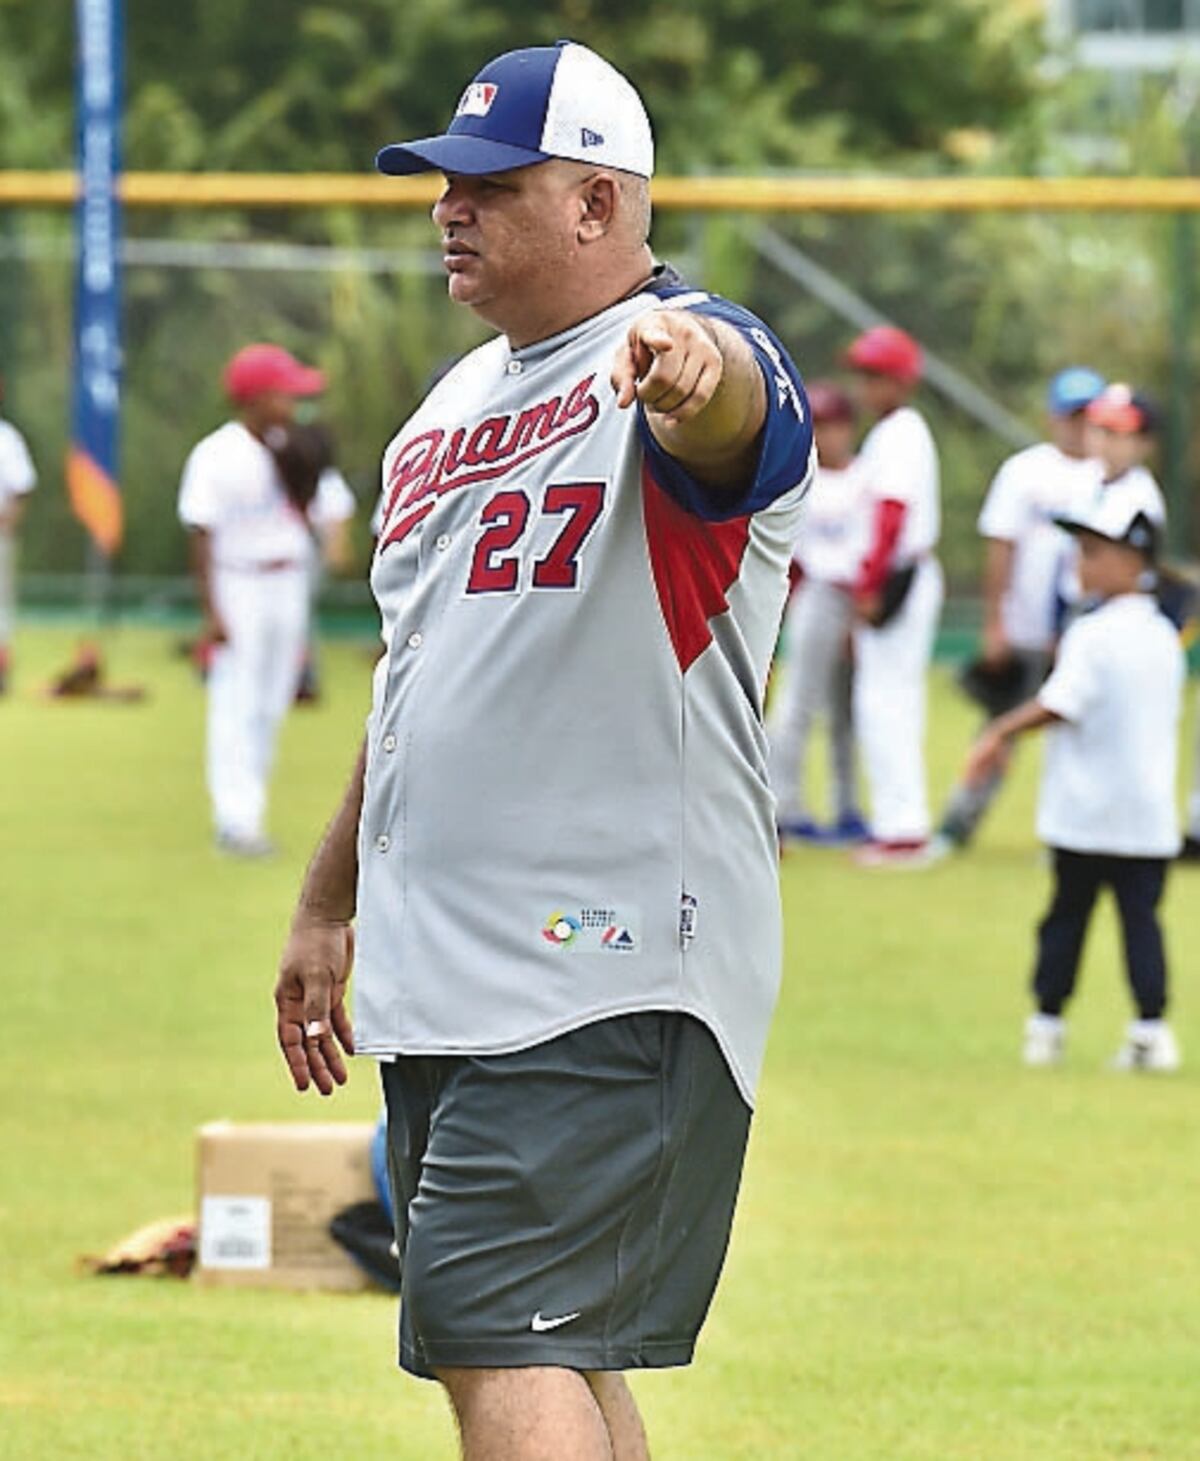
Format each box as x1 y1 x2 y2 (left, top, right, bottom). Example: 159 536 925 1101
382 734 397 753
506 359 523 376
375 834 390 854
435 534 452 551
406 631 423 650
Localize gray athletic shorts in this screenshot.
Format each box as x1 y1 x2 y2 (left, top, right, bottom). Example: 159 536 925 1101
379 1011 752 1379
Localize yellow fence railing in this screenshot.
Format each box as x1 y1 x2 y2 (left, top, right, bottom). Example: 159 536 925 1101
2 171 1200 212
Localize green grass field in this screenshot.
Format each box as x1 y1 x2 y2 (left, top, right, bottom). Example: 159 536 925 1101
3 623 1199 1460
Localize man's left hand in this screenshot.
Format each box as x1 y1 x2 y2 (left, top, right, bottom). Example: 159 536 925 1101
610 310 723 427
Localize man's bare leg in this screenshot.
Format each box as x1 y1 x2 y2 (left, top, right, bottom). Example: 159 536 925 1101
587 1372 651 1461
437 1366 613 1461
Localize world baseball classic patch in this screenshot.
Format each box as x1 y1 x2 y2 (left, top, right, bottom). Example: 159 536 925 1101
540 904 642 953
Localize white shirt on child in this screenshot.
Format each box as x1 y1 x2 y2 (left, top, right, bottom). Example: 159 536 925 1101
1037 593 1184 857
791 457 868 584
856 406 940 563
0 418 37 516
977 443 1097 652
178 421 354 570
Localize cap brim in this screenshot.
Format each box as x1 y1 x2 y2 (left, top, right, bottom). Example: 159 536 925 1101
842 345 918 382
1052 515 1091 536
1087 407 1144 434
376 135 551 177
1052 515 1148 551
283 366 326 397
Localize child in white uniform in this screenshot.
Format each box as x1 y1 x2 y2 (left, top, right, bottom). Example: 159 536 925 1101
769 381 867 844
844 326 944 866
966 494 1184 1071
0 374 37 694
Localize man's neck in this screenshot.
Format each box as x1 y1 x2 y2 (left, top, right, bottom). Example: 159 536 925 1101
501 248 656 350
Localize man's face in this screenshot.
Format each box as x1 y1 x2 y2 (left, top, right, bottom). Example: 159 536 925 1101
814 418 855 469
1077 531 1143 597
1085 422 1148 479
1048 409 1088 458
243 390 299 432
852 371 907 419
431 163 586 328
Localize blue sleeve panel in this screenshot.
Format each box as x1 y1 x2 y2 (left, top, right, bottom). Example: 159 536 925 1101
635 288 812 523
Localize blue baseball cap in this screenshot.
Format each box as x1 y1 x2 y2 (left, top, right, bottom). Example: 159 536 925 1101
376 41 654 180
1047 366 1106 416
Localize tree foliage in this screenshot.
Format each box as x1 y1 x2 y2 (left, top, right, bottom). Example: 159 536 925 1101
1 0 1043 174
2 1 1196 580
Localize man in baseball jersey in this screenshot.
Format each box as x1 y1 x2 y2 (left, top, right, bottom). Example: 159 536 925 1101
935 367 1106 851
0 372 37 696
179 345 355 856
272 41 813 1461
768 381 867 843
844 326 944 866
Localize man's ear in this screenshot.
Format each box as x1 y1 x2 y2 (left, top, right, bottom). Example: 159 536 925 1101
577 173 619 242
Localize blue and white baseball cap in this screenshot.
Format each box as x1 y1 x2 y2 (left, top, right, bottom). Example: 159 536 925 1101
1047 366 1106 416
376 41 654 180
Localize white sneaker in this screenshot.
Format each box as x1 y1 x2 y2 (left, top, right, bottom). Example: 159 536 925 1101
1023 1013 1066 1067
1112 1020 1181 1073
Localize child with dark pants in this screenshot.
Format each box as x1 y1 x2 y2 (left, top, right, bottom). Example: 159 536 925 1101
966 487 1184 1071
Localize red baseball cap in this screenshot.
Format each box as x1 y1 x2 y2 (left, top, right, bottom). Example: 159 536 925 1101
224 344 326 404
1085 382 1158 437
844 326 923 385
806 380 856 424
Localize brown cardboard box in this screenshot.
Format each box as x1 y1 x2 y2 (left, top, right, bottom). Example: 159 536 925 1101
195 1121 377 1290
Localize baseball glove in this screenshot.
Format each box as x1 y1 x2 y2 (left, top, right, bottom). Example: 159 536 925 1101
267 421 335 514
957 654 1029 718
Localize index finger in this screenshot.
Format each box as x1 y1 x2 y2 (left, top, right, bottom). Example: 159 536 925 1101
610 341 640 409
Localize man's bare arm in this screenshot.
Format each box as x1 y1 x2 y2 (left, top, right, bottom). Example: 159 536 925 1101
274 743 366 1095
0 497 27 534
610 310 767 493
188 527 228 645
965 697 1062 787
981 537 1015 665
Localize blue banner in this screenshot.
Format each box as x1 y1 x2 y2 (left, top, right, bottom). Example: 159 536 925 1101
68 0 123 555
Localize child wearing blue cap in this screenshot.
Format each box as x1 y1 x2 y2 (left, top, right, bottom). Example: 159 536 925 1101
934 367 1105 852
965 493 1184 1071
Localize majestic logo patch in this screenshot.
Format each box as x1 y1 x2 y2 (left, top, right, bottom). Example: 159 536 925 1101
456 82 498 118
580 127 604 148
379 374 602 550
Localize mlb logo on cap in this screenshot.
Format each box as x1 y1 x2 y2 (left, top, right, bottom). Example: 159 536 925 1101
376 41 655 180
456 83 498 119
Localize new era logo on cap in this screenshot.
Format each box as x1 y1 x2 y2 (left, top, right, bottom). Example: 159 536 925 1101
376 41 654 180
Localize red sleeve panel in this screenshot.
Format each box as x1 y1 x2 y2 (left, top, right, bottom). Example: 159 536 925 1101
855 497 907 596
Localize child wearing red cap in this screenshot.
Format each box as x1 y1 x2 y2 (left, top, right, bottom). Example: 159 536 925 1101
844 326 944 866
768 381 868 844
178 345 355 855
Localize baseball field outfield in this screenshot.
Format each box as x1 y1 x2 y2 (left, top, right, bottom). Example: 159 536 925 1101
3 623 1199 1460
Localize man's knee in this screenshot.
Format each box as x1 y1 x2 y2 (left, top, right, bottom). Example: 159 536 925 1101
435 1367 614 1461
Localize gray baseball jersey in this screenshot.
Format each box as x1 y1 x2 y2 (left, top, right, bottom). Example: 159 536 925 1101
354 267 813 1103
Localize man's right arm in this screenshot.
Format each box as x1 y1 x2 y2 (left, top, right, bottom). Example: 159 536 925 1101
274 742 366 1096
187 527 228 646
981 536 1015 665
